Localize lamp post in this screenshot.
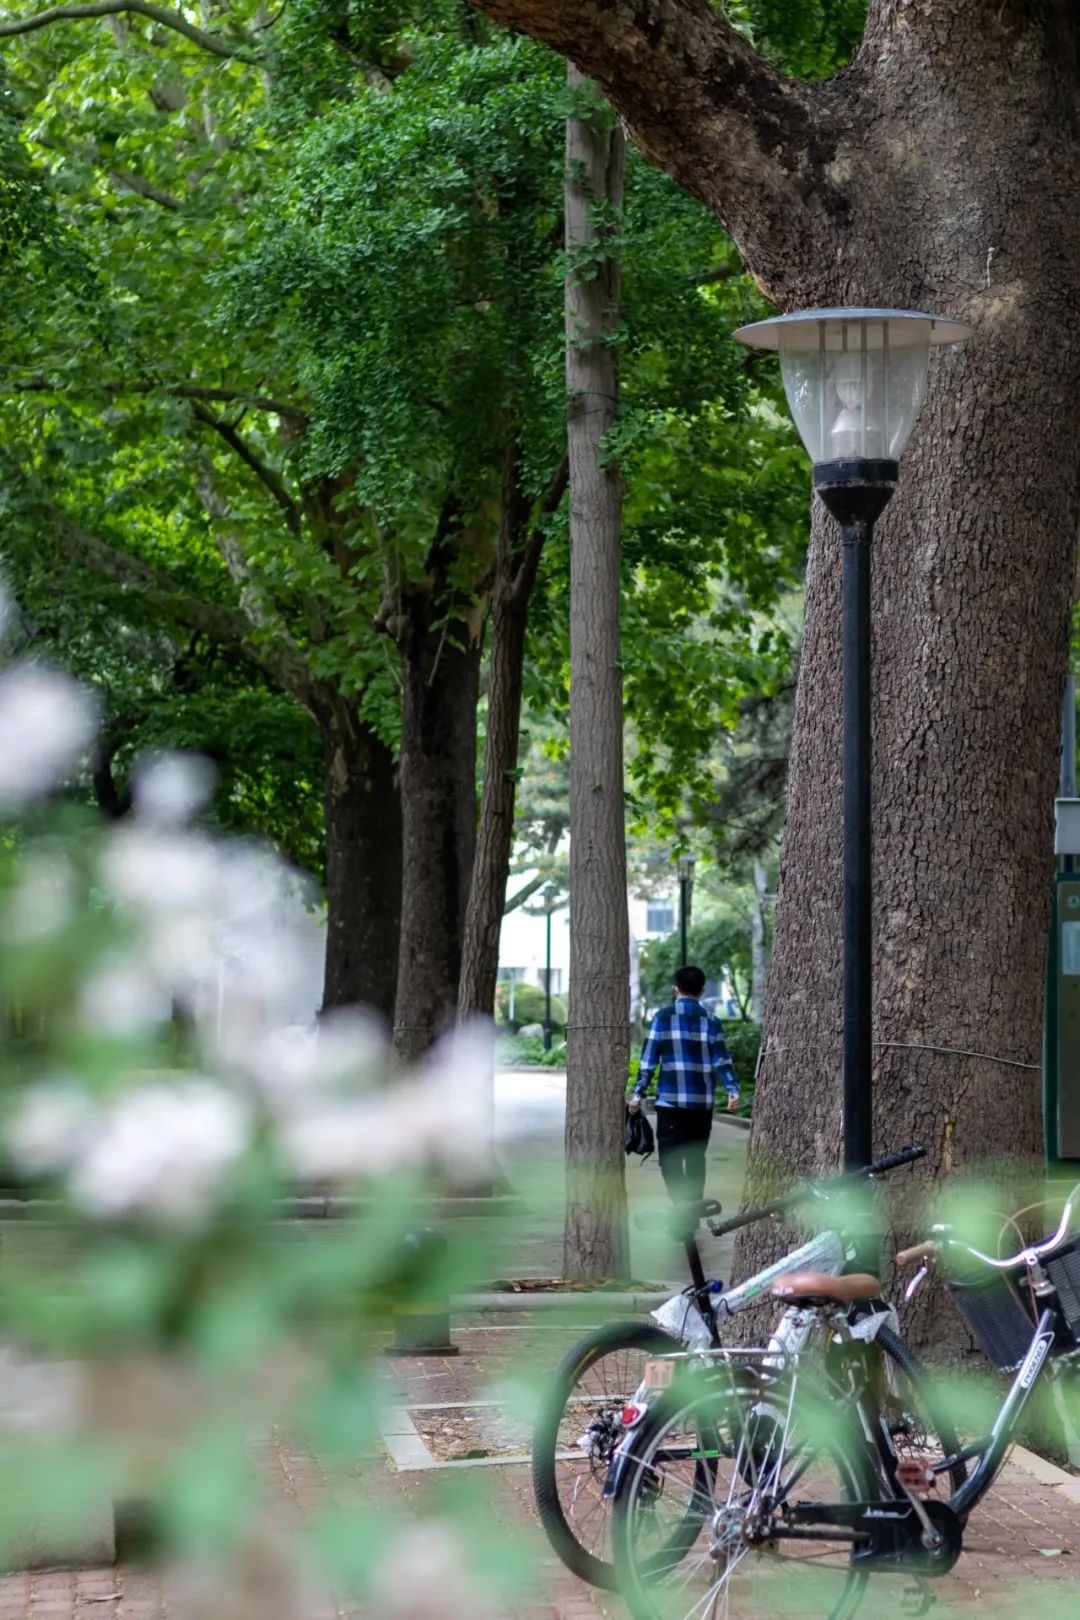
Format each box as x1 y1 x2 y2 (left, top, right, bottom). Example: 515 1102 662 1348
543 882 558 1053
676 853 697 968
733 308 972 1170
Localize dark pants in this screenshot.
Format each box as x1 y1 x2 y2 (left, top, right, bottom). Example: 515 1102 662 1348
656 1106 713 1205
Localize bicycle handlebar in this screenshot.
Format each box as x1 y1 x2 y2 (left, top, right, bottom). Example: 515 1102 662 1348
916 1180 1080 1274
706 1144 926 1238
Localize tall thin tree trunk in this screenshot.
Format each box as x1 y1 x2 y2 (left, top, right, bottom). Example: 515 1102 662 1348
563 67 630 1282
457 581 529 1020
393 622 481 1062
458 448 569 1021
319 709 401 1024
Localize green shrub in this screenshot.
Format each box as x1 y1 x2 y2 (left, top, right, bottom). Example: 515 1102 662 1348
496 979 567 1033
723 1020 762 1085
496 1032 567 1067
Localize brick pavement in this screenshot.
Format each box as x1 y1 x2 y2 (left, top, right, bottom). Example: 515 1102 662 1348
2 1317 1080 1620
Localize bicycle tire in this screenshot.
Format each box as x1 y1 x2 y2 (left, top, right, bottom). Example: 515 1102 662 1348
532 1318 677 1590
612 1365 875 1620
877 1323 967 1495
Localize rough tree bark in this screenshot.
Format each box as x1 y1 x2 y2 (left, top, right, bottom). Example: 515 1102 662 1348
457 448 569 1020
750 859 768 1026
391 581 483 1063
318 700 401 1022
468 0 1080 1340
563 66 630 1282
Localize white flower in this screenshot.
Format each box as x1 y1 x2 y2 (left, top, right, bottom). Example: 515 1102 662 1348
132 753 216 826
0 665 97 806
68 1079 251 1221
78 957 172 1036
5 851 78 941
241 1009 387 1105
279 1019 496 1182
101 825 221 914
6 1080 98 1175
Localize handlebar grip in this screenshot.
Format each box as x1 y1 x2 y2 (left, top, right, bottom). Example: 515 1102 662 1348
896 1239 938 1267
865 1145 926 1177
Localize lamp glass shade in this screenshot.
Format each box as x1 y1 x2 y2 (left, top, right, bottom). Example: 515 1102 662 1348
732 309 973 466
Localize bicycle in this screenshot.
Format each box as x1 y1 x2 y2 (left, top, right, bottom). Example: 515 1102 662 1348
532 1144 963 1590
610 1179 1080 1620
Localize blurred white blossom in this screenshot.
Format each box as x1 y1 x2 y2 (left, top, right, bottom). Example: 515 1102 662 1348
280 1018 494 1182
102 825 221 915
5 851 78 942
6 1079 99 1175
236 1009 388 1109
133 752 216 826
67 1079 252 1221
78 956 173 1036
0 665 97 806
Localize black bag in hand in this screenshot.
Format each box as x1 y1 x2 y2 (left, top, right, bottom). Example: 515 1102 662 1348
624 1105 655 1162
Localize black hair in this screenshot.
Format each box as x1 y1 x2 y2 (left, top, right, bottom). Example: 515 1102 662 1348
674 964 706 996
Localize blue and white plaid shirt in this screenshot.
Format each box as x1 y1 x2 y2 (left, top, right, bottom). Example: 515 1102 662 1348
633 996 739 1110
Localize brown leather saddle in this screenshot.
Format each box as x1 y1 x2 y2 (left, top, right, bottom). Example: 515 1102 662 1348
769 1271 882 1305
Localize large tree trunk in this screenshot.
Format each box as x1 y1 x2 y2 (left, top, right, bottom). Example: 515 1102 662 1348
393 609 481 1062
750 860 768 1026
319 707 401 1024
563 68 630 1282
738 6 1080 1346
468 0 1080 1344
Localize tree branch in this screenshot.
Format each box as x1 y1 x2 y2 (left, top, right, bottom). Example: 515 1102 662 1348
508 451 569 610
465 0 849 303
191 400 301 532
0 0 261 61
504 873 547 914
10 377 307 422
110 166 182 210
41 504 318 707
196 463 308 668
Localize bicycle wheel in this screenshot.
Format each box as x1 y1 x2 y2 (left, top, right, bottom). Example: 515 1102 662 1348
532 1318 678 1589
877 1325 967 1496
612 1365 874 1620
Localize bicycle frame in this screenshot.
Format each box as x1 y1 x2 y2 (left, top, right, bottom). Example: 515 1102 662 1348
603 1228 857 1501
945 1308 1058 1518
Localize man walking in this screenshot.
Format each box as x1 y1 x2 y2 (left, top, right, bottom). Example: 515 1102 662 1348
628 964 740 1205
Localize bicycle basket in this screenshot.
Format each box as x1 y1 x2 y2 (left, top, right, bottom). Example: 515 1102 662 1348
946 1268 1034 1372
1045 1235 1080 1344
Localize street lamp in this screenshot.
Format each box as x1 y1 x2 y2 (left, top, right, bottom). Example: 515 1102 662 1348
543 882 558 1053
676 853 697 969
733 308 973 1169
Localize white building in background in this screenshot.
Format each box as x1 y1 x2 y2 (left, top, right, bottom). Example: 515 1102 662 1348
496 878 680 1009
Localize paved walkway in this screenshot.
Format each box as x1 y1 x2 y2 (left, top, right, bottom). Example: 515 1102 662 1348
3 1079 1079 1617
3 1331 1080 1620
375 1319 1080 1619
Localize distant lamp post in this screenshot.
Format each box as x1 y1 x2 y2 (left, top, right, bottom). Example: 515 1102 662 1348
676 853 697 969
543 883 559 1053
733 308 972 1170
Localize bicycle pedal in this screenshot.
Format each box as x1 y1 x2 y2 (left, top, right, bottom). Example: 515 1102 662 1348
900 1580 935 1616
897 1458 936 1492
